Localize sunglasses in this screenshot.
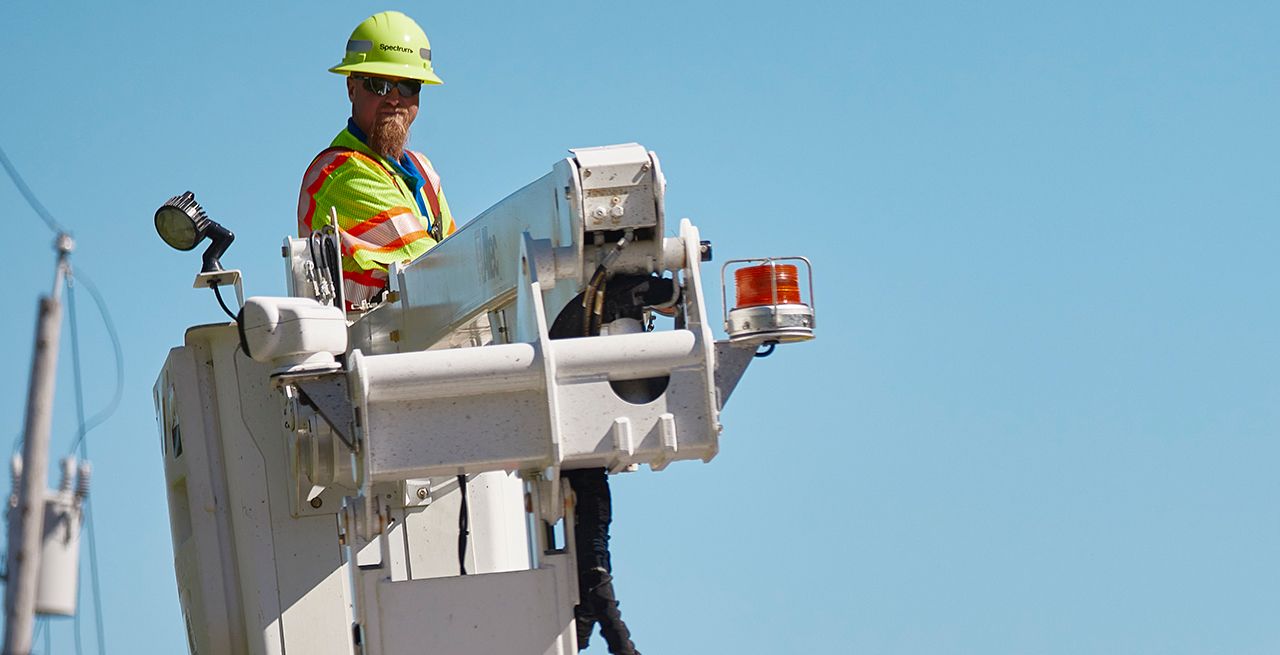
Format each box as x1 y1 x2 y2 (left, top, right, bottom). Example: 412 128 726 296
354 75 422 97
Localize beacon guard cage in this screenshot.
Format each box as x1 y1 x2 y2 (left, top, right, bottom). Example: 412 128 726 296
720 257 816 345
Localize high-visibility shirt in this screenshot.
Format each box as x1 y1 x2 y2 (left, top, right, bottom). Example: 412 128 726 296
298 121 456 309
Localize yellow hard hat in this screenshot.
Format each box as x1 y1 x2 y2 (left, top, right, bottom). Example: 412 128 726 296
329 11 443 85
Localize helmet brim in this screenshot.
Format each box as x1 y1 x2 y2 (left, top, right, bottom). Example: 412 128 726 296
329 61 443 85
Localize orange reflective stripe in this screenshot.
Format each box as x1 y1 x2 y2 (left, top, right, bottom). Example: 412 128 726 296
346 219 430 255
342 265 387 287
345 230 433 254
341 266 388 311
300 149 355 232
345 206 417 238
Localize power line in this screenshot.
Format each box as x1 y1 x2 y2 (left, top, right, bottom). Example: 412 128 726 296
0 142 67 235
68 265 89 655
66 270 124 456
67 274 89 455
66 277 110 655
82 502 107 655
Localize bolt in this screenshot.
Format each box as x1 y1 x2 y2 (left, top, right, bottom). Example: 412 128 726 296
583 169 592 177
611 196 621 205
310 497 324 509
416 487 428 500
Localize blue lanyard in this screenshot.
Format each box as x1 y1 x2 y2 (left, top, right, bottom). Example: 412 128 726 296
344 119 433 223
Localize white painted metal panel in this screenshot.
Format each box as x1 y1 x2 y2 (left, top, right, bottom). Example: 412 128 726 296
366 558 576 655
160 326 356 655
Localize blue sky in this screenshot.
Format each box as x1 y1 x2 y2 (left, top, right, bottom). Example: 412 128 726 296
1 1 1277 653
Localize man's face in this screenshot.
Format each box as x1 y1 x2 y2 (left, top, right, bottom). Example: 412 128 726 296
348 75 420 160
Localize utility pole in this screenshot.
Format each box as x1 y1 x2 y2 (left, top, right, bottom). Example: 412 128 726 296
4 234 73 655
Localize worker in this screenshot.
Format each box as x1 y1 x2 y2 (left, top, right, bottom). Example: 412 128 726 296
300 11 640 655
298 10 455 310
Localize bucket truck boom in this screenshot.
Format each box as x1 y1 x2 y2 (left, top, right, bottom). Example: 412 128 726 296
153 143 815 654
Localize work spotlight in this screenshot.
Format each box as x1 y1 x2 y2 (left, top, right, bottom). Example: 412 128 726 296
155 191 235 273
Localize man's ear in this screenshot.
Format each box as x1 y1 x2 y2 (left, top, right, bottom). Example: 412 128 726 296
346 78 356 102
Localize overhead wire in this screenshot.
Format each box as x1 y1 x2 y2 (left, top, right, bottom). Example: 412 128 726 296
34 617 49 654
2 139 66 460
67 278 89 456
0 143 67 235
66 275 110 655
3 139 112 655
75 599 84 654
65 269 124 455
68 269 89 655
81 501 107 655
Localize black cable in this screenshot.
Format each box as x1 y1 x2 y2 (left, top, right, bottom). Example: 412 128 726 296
579 235 629 336
322 235 340 282
0 142 67 234
66 269 124 456
322 237 342 306
754 340 778 358
212 284 238 320
457 474 469 575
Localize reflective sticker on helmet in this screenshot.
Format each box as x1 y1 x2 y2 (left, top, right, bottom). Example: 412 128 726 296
347 39 373 53
420 48 431 62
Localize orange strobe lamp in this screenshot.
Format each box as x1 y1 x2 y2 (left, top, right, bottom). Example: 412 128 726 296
722 257 816 345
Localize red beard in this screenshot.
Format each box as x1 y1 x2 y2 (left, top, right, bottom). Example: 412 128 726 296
369 113 410 160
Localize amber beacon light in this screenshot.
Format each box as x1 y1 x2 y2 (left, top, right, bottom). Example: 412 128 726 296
721 257 816 347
